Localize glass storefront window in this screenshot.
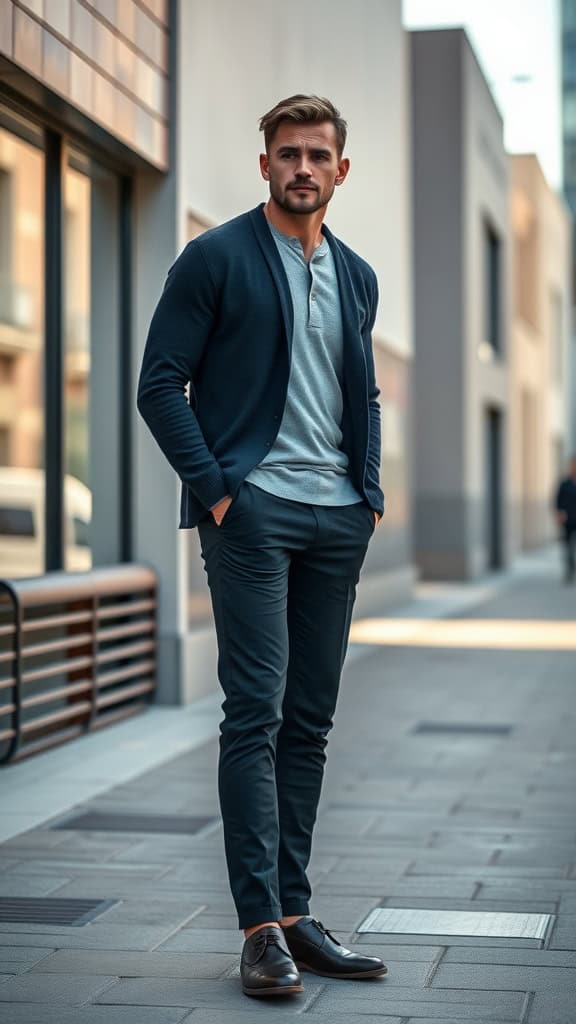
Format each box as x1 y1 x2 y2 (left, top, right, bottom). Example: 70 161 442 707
64 156 92 572
0 126 45 578
0 106 125 580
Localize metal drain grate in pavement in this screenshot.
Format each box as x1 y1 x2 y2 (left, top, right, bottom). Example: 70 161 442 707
50 812 216 835
0 897 117 927
413 722 513 736
358 907 552 940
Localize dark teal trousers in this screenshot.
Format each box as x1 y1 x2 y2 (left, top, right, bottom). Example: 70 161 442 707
198 482 374 929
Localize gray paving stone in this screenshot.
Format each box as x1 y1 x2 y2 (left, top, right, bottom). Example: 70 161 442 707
477 884 568 902
560 896 576 912
407 862 567 879
433 961 576 990
5 860 172 878
0 857 20 869
549 914 576 949
157 930 247 954
0 947 54 975
30 949 237 978
1 842 131 862
0 874 71 896
0 833 68 852
495 851 574 868
0 972 117 1004
528 991 576 1023
367 879 480 899
111 840 225 864
348 942 441 960
183 913 240 930
86 899 204 929
0 924 193 950
478 877 576 894
443 946 576 967
30 878 208 899
312 984 526 1019
0 1007 190 1023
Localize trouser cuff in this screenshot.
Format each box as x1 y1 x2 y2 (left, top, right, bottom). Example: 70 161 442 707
280 899 311 918
238 904 283 930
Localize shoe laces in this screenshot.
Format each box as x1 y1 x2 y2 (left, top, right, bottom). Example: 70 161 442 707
314 918 341 946
253 928 285 953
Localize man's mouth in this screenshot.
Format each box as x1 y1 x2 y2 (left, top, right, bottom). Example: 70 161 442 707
289 185 317 191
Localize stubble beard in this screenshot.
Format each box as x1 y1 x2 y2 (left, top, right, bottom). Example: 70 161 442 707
269 179 334 216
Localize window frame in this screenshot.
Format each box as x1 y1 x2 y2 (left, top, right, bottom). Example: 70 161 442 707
0 87 134 576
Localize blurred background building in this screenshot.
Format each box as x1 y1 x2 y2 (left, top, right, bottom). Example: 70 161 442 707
561 0 576 447
0 0 572 707
411 28 512 580
510 154 571 554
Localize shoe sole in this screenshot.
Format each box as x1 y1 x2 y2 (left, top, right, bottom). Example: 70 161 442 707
296 962 388 980
242 984 304 997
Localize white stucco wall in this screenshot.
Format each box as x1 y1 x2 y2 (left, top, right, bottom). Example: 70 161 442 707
177 0 412 358
462 37 511 575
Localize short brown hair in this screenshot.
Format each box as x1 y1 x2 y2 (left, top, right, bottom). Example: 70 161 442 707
259 95 347 156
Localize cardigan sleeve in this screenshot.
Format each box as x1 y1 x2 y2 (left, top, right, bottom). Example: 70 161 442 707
136 240 229 511
364 271 384 514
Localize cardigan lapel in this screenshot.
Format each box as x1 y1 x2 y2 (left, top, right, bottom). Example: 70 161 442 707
248 205 294 357
322 223 369 416
248 206 368 412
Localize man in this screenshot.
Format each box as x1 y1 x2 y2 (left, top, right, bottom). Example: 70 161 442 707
137 95 387 997
555 456 576 583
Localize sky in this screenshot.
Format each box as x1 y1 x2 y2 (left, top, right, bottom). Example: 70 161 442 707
402 0 562 189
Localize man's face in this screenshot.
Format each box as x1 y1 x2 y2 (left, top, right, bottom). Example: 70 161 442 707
260 120 349 216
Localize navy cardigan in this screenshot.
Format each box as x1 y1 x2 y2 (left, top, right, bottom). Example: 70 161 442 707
137 203 384 528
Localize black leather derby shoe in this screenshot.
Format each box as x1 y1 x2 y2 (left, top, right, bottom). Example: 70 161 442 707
240 926 304 997
282 916 388 979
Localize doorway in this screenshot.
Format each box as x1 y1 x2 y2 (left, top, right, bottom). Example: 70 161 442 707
485 407 503 570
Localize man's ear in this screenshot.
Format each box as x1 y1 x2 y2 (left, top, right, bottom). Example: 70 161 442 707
335 156 350 186
259 153 270 181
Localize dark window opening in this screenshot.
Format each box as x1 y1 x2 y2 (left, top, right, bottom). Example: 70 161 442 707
484 221 501 355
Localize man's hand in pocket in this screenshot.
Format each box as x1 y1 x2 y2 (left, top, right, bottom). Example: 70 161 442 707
211 496 233 526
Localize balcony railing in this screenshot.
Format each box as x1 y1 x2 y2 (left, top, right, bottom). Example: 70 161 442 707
0 565 158 765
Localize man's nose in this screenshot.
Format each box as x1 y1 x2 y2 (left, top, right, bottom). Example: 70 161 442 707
295 156 313 177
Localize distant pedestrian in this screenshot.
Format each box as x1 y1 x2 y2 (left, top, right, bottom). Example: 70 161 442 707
137 96 387 998
554 456 576 583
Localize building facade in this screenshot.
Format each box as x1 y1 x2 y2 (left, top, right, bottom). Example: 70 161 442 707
509 154 572 551
1 0 415 704
411 28 511 580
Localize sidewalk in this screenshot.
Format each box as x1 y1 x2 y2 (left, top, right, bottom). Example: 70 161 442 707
0 545 575 1022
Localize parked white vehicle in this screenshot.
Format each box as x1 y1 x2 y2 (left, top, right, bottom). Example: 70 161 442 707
0 467 91 578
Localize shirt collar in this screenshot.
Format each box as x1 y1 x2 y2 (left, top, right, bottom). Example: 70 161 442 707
267 219 329 261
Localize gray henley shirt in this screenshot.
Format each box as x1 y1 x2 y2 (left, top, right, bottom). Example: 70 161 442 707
246 220 362 506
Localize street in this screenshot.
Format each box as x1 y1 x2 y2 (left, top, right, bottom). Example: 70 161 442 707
0 546 575 1023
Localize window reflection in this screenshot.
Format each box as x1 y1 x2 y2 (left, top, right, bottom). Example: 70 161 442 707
64 160 92 572
0 127 45 578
